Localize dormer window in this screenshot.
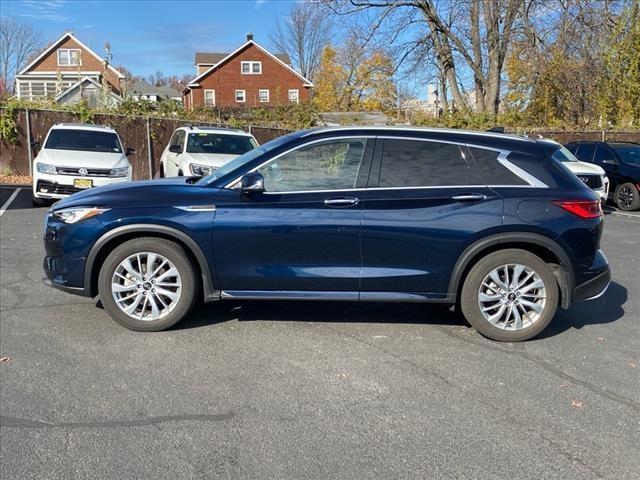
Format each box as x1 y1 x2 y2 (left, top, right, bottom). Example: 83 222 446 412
57 49 81 66
241 61 261 74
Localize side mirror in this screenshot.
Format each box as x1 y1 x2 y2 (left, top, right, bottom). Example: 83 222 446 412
125 147 136 156
169 144 182 154
240 172 265 194
31 141 40 151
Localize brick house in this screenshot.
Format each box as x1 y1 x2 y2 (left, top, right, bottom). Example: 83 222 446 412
15 32 124 105
183 34 313 109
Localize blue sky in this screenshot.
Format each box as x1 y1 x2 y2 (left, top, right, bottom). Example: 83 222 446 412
2 0 296 78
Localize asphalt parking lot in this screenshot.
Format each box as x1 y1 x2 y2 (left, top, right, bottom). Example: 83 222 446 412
1 187 639 479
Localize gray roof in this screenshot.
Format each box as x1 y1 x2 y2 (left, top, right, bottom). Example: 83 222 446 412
130 81 181 98
195 51 291 66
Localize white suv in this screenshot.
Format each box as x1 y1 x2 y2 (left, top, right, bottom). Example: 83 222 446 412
32 123 132 206
159 126 258 178
553 145 610 203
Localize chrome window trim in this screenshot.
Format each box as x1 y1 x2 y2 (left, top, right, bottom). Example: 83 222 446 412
224 134 548 192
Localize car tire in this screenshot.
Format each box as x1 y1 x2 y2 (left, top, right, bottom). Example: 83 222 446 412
460 249 559 342
614 182 640 211
32 195 50 208
98 237 199 331
159 163 165 178
178 170 183 176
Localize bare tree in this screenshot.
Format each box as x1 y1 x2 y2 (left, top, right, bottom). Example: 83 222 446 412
269 1 333 81
334 0 527 115
0 18 42 94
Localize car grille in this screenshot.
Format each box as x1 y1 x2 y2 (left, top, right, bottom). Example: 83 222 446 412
36 180 86 196
56 166 112 177
576 174 603 189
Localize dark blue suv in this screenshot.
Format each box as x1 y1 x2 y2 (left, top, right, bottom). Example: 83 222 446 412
43 127 610 341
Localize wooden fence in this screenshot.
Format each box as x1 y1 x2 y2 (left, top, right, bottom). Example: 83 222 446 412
0 109 291 179
1 108 638 179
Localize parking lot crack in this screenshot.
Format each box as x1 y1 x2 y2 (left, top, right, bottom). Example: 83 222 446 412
444 327 640 413
0 412 235 430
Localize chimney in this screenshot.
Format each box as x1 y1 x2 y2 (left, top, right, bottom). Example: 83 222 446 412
246 32 254 41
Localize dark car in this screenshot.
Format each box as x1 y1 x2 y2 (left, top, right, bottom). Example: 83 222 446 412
565 141 640 211
43 127 610 342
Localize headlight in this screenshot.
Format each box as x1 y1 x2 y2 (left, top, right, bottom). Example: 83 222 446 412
37 163 57 174
190 163 214 176
110 167 129 177
52 207 110 224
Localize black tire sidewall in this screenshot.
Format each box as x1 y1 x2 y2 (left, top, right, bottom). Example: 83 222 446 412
461 249 559 342
98 238 198 331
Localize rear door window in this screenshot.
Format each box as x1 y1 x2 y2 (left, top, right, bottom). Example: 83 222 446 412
575 144 596 163
378 139 470 187
593 146 616 165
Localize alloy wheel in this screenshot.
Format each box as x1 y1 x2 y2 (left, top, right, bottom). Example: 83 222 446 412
111 252 182 321
618 186 635 210
477 263 547 331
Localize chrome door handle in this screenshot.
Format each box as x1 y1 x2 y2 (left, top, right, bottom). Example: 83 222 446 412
451 194 487 202
324 197 359 207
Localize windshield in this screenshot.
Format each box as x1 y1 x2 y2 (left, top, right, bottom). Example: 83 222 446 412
613 146 640 166
197 131 302 184
186 133 257 155
552 146 579 162
45 129 122 153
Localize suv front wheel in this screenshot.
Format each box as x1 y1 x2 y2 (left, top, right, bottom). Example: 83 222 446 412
98 237 199 331
461 249 559 342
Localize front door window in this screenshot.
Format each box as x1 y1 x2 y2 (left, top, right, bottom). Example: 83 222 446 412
256 139 368 192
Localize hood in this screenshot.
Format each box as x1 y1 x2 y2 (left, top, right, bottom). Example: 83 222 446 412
52 177 218 210
182 152 239 167
561 160 605 176
37 149 129 169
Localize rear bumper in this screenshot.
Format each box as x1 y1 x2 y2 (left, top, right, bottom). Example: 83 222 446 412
574 266 611 301
42 277 86 297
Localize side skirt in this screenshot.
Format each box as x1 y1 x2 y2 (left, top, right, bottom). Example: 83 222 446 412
220 290 454 303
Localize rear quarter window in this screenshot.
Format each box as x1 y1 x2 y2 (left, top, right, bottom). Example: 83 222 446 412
466 147 529 186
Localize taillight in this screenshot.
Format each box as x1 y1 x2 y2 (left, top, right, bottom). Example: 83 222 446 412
552 200 602 219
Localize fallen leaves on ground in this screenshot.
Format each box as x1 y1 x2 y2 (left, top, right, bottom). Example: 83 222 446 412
571 399 584 408
0 356 11 363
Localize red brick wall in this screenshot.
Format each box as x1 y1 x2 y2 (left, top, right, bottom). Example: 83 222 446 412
26 36 122 93
185 43 311 108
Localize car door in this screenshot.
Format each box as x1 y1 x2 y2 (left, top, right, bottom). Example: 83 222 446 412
593 145 621 186
212 136 374 295
164 130 185 177
359 137 503 299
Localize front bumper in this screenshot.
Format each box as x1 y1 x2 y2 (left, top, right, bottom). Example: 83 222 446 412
33 172 131 199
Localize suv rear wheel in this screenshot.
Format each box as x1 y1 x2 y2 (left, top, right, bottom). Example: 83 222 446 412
615 182 640 211
98 237 199 331
461 249 558 341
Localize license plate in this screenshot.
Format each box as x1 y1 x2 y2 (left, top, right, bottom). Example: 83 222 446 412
74 178 93 189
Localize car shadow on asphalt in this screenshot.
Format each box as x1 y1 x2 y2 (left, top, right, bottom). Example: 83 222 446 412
173 300 465 331
173 281 627 339
535 281 627 339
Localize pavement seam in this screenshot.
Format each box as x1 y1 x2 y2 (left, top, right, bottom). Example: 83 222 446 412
442 327 640 413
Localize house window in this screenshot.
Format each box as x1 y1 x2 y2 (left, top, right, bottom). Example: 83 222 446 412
258 89 269 103
204 89 215 107
235 90 246 103
57 49 81 66
288 89 300 104
241 61 261 74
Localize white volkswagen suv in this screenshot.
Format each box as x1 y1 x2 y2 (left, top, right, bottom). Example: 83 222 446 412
32 123 133 206
159 126 258 178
